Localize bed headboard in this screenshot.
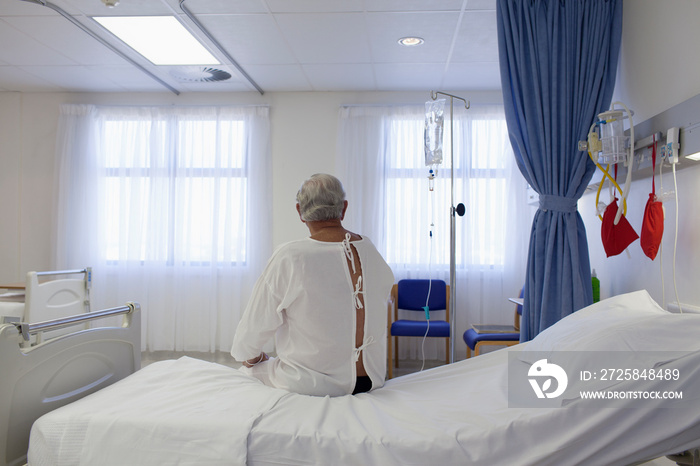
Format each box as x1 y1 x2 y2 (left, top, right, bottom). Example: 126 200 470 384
0 303 141 466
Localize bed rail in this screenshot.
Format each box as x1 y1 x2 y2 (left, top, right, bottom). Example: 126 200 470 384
13 302 138 342
35 267 92 290
35 267 90 278
1 301 141 466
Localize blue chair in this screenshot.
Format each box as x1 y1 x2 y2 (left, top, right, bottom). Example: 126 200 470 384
463 288 523 358
387 279 450 379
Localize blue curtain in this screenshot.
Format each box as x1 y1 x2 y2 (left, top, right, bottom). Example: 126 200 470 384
497 0 622 341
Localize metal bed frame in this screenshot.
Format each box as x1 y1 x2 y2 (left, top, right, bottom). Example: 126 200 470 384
0 303 140 466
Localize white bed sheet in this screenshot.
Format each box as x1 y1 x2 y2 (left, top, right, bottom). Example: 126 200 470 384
28 357 290 466
28 291 700 466
248 346 700 466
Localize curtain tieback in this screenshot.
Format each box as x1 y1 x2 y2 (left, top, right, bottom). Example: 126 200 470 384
539 194 577 213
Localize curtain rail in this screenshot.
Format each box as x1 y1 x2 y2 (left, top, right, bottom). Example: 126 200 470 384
19 0 180 95
179 0 264 95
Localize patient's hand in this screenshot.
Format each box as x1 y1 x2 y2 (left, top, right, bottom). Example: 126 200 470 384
243 352 269 368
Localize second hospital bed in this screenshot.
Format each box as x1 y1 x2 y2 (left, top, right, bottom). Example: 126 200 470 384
7 290 700 465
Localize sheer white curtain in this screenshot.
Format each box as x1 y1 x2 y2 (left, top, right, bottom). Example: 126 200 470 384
338 104 531 359
53 104 272 352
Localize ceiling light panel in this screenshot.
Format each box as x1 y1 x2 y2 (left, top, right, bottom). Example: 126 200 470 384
93 16 220 66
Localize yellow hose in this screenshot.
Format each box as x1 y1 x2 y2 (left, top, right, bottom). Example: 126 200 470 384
588 151 627 221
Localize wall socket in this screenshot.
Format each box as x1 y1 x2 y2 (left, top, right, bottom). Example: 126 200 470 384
667 302 700 314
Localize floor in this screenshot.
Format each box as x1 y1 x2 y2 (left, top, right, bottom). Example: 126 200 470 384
138 352 683 465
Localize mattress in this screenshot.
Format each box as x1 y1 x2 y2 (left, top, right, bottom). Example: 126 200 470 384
28 290 700 466
28 357 289 466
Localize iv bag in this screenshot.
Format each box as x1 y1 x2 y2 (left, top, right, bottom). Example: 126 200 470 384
424 99 445 166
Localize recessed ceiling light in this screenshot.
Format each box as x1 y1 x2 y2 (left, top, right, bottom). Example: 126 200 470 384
398 37 424 47
93 16 219 66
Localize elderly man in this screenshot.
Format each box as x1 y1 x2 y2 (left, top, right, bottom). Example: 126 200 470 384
231 174 394 396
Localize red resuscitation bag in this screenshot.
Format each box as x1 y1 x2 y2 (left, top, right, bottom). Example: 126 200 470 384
601 198 639 258
640 140 664 260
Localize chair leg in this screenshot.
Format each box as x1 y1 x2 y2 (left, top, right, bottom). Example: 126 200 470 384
394 336 399 368
387 333 393 379
466 346 472 359
445 337 450 365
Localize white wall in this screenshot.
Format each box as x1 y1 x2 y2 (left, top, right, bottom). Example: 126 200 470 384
0 89 502 283
0 93 21 282
4 0 698 315
579 0 700 309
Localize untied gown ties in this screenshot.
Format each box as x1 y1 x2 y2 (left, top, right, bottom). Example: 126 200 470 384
342 233 373 361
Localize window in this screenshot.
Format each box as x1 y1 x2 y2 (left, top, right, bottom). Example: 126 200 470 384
99 109 249 265
383 111 511 269
55 104 271 352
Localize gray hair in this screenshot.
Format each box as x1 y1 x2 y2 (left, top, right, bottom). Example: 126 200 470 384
296 173 346 222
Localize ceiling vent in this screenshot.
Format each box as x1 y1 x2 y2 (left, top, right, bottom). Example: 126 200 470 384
169 66 231 83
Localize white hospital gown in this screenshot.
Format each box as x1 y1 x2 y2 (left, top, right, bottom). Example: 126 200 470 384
231 236 394 397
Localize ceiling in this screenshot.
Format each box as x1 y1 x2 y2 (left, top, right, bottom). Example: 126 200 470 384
0 0 500 94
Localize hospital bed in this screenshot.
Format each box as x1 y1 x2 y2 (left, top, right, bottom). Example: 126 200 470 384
3 291 700 466
0 269 91 339
0 303 139 466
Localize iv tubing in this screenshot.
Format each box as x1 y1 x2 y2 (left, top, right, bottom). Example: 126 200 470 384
658 141 666 307
421 184 436 372
671 162 683 313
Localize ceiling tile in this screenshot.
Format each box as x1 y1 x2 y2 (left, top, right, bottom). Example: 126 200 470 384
176 80 252 93
195 14 296 65
0 19 75 66
165 0 269 15
274 12 371 64
98 65 181 92
264 0 365 14
0 0 78 16
5 16 128 66
243 64 311 91
303 63 375 91
365 0 464 12
463 0 497 11
59 0 173 17
441 62 501 90
0 0 501 93
449 10 499 63
374 63 442 91
17 65 137 91
366 11 460 64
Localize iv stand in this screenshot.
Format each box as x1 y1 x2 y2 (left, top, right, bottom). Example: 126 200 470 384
430 91 469 364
